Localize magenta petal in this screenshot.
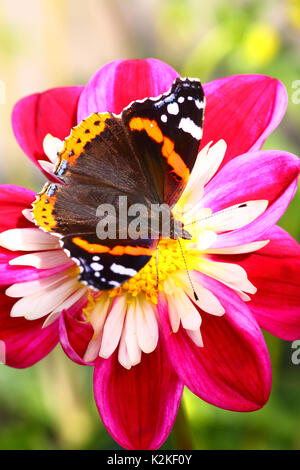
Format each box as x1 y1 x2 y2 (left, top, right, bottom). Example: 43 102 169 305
93 338 183 450
232 226 300 341
77 58 179 120
258 225 300 257
202 150 299 210
203 150 299 248
159 275 272 412
59 304 94 366
12 86 83 174
0 248 73 286
0 290 58 368
0 246 42 286
202 74 287 170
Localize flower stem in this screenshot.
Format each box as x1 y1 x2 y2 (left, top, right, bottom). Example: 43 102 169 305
172 400 194 450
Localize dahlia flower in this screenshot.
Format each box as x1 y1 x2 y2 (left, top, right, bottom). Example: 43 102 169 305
0 58 299 450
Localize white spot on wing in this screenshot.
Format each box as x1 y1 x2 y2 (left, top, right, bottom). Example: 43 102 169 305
110 263 137 277
178 96 185 103
167 102 179 115
195 99 204 109
161 114 168 123
90 262 104 271
178 118 203 140
109 280 121 288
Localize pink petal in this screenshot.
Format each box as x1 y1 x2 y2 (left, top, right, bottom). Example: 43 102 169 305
0 185 71 285
158 275 272 412
59 302 94 366
0 249 72 286
93 338 183 450
77 58 179 120
12 86 83 174
0 289 58 368
259 225 300 257
202 150 299 247
231 226 300 341
202 75 287 171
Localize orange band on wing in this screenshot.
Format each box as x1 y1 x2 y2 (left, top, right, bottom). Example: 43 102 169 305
55 113 111 170
161 137 190 182
129 117 164 143
129 117 190 182
72 237 153 256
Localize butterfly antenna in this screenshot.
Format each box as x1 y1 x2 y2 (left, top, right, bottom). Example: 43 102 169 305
183 203 248 228
156 244 160 288
177 239 198 301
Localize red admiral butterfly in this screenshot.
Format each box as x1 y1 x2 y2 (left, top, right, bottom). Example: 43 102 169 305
32 77 205 290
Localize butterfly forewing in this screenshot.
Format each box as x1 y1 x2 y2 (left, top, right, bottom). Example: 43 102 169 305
121 77 205 206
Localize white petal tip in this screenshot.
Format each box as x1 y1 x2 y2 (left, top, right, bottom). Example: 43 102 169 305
0 232 15 250
22 209 34 222
213 139 227 150
5 286 17 297
43 134 64 163
10 309 23 318
83 353 96 363
257 199 269 212
0 228 59 252
213 306 226 316
131 358 142 367
99 351 110 360
38 160 55 174
119 361 132 370
8 259 18 266
42 312 61 328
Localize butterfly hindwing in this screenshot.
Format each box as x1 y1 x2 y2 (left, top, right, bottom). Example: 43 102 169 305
61 234 156 290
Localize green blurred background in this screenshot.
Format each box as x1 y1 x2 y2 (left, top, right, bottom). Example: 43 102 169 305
0 0 299 450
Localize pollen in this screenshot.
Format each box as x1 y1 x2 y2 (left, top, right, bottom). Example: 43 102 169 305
108 239 200 304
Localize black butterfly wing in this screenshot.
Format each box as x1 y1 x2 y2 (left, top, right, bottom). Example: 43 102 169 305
32 78 205 291
121 77 205 206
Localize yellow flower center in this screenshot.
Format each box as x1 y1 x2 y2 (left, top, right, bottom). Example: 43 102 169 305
107 238 200 304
